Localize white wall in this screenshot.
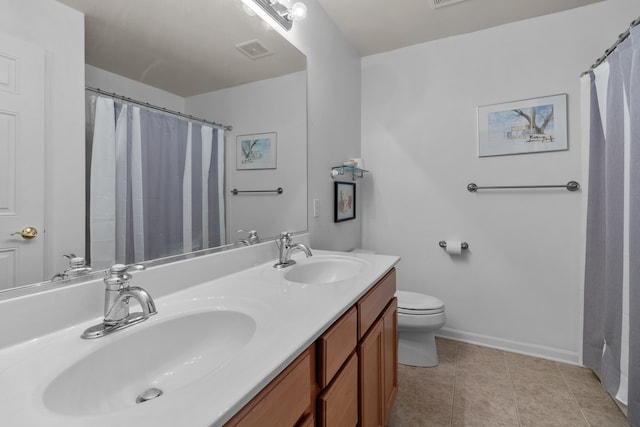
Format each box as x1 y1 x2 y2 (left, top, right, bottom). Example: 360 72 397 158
85 65 186 112
361 0 640 363
0 0 85 280
251 0 363 251
186 72 307 242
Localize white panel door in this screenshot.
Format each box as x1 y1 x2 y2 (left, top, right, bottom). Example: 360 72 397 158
0 32 45 290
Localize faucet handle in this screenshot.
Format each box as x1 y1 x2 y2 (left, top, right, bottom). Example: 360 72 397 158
237 229 260 243
276 232 292 248
63 254 88 269
110 263 145 274
105 264 145 288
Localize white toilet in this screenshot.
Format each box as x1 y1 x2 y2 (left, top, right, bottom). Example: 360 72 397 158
396 290 446 367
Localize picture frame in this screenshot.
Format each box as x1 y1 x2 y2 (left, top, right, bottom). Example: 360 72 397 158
477 94 568 157
236 132 277 169
334 181 356 222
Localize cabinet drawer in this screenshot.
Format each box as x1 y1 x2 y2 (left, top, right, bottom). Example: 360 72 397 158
357 268 396 339
227 349 312 426
318 352 358 427
297 414 315 427
318 306 357 388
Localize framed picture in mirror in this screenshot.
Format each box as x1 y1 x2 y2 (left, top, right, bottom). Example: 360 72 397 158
334 182 356 222
236 132 277 170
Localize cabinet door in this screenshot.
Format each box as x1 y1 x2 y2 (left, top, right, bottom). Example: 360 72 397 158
226 349 313 426
318 352 358 427
359 299 398 427
359 320 384 427
382 298 398 422
297 413 315 427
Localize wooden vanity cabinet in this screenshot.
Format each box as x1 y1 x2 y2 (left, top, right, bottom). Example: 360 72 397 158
357 269 398 427
382 299 398 421
317 306 358 388
224 268 397 427
359 298 398 427
357 269 396 340
297 414 315 427
225 345 316 427
317 306 359 427
318 352 358 426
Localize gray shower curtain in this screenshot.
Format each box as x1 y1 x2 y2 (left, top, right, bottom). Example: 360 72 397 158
583 25 640 427
87 94 226 269
629 25 640 427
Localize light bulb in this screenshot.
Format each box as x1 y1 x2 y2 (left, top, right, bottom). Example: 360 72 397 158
289 2 307 20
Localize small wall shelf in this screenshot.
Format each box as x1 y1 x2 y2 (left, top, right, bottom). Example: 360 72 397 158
331 165 369 181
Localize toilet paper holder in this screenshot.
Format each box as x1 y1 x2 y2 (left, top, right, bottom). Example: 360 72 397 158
439 241 469 250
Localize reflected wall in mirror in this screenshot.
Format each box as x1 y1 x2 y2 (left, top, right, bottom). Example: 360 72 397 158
0 0 307 294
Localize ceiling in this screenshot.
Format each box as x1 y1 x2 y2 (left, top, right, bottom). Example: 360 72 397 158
316 0 604 56
56 0 306 97
56 0 604 97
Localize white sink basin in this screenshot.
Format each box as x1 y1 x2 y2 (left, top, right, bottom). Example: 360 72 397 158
43 309 256 416
283 255 369 284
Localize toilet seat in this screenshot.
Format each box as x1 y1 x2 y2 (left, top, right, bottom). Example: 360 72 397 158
396 290 445 315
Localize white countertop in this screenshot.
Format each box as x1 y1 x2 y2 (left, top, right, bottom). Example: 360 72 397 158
0 249 399 426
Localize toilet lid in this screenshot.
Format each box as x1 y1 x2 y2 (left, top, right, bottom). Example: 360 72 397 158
396 290 444 314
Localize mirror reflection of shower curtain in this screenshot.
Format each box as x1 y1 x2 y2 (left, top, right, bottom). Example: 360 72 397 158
581 25 640 427
87 94 225 270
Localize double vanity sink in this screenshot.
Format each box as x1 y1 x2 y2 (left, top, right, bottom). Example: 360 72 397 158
44 302 261 416
0 246 398 426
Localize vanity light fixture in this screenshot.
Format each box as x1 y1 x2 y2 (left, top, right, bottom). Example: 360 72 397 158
250 0 307 31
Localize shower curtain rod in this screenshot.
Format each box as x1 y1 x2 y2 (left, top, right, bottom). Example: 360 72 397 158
85 86 233 131
580 16 640 77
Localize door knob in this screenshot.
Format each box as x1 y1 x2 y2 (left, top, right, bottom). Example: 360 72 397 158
10 227 38 240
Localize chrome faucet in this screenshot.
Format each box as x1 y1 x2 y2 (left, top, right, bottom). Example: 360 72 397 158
81 264 157 339
273 232 312 269
236 229 261 246
51 254 92 281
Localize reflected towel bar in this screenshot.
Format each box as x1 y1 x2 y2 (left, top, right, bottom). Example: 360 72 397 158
467 181 580 193
231 187 284 195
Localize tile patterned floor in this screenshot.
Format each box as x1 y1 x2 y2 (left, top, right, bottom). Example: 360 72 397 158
388 338 630 427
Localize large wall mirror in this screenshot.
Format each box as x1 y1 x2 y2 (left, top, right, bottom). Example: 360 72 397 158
0 0 307 295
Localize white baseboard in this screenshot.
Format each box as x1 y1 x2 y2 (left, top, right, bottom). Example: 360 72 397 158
437 327 582 365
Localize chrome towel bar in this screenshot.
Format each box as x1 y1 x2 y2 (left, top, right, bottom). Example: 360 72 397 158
231 187 284 195
467 181 580 193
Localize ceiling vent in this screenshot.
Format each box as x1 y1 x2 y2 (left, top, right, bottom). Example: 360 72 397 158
236 40 273 60
430 0 467 9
